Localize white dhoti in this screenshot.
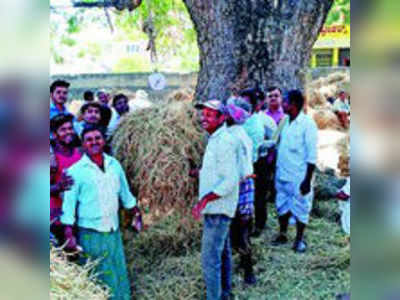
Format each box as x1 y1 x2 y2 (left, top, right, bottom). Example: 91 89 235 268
275 179 314 224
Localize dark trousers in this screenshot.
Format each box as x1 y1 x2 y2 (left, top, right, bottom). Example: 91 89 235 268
254 156 269 230
230 214 254 275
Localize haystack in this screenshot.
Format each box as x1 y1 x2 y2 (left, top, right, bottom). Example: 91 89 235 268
166 88 194 103
112 101 206 219
50 246 109 299
311 108 342 130
337 135 350 177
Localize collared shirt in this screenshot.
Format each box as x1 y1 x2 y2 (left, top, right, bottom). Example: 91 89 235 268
276 112 318 183
61 153 136 232
333 98 350 114
266 108 285 125
199 124 240 218
227 125 253 181
243 112 277 162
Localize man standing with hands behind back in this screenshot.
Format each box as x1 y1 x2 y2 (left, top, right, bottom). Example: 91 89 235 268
192 100 240 300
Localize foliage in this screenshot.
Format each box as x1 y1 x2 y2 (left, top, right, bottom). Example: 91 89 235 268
325 0 350 26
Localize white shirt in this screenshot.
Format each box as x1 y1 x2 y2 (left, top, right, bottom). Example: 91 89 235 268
199 124 240 218
333 98 350 114
276 112 318 183
228 125 254 181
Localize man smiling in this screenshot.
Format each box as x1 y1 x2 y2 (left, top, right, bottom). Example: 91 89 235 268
193 100 240 300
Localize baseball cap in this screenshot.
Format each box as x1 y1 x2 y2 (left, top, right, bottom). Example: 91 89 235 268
195 99 225 113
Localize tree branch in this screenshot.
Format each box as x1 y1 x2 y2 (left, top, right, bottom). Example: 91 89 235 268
72 0 115 8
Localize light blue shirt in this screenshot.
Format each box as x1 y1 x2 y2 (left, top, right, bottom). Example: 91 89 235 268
200 124 240 218
243 112 277 162
227 125 253 181
61 153 136 232
49 101 70 119
276 112 318 183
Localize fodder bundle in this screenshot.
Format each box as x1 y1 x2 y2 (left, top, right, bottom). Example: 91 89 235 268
311 108 342 130
337 135 350 177
112 101 206 220
50 246 109 299
167 88 194 103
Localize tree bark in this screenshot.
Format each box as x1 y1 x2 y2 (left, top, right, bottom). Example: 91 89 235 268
182 0 333 102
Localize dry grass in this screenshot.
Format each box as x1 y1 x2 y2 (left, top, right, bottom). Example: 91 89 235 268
123 201 350 300
311 108 342 130
112 101 206 222
50 246 110 300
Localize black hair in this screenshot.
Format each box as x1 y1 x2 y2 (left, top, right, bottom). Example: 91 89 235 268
83 90 94 101
112 93 128 107
50 114 74 133
266 86 282 94
80 124 105 141
239 87 264 111
287 89 305 111
80 102 102 115
50 80 70 93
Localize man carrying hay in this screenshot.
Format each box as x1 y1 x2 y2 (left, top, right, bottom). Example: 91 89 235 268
192 100 240 300
60 126 141 300
225 97 257 285
272 90 318 253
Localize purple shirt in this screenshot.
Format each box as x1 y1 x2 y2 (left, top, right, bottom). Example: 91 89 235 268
266 108 284 125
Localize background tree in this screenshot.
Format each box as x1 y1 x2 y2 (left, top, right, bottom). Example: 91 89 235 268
54 0 336 100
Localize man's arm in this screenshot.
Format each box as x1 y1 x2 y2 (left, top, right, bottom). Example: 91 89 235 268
118 162 137 209
300 120 318 195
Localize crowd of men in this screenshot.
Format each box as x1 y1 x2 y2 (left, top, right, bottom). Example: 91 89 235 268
49 79 349 300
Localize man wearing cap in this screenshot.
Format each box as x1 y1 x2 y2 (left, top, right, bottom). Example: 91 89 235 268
192 100 240 300
225 97 257 285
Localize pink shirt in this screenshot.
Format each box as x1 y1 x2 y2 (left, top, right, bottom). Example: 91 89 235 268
50 148 82 224
266 108 284 125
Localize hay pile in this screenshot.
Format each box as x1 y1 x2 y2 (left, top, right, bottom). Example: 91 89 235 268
306 72 350 130
310 108 342 130
66 99 84 117
337 135 350 177
50 246 109 299
166 88 194 103
112 101 206 220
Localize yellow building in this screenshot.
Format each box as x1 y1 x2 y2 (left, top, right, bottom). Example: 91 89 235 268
311 25 350 67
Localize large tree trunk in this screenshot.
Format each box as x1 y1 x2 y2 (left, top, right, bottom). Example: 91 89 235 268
183 0 333 102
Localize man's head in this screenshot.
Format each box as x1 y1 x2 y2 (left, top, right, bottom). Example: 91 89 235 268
50 80 70 107
339 90 347 101
80 102 102 125
239 87 265 113
195 100 225 134
113 94 130 116
266 86 282 111
283 89 305 118
81 126 105 156
50 114 76 146
225 96 251 126
97 90 110 106
83 90 94 102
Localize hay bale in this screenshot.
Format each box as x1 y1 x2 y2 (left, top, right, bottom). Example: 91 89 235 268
166 88 194 103
50 246 110 299
327 72 348 85
112 101 206 219
312 109 342 130
337 135 350 177
314 168 346 200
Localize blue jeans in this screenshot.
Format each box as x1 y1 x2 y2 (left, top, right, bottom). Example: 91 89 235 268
201 214 232 300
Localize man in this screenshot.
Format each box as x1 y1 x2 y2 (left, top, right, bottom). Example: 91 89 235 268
50 80 71 119
333 91 350 129
50 114 82 245
108 93 130 136
225 97 257 285
272 90 318 253
83 90 94 102
61 126 141 300
240 88 277 237
192 100 240 300
97 90 113 128
265 87 285 125
76 102 104 136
